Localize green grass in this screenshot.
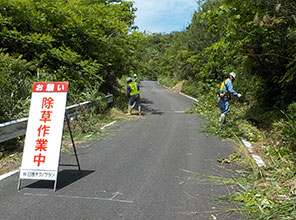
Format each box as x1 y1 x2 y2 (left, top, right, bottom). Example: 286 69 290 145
157 75 181 88
169 80 296 219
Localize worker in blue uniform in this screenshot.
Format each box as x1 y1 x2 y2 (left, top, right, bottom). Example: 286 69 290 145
217 72 241 124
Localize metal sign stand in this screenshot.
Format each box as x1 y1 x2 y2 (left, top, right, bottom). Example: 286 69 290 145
54 112 81 191
66 113 81 173
17 176 22 191
18 113 81 191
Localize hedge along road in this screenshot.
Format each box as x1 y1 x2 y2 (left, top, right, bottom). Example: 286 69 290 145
0 81 242 220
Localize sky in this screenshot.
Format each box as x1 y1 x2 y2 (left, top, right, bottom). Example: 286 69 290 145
133 0 198 34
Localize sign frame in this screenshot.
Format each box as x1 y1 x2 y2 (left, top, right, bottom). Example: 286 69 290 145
18 82 80 191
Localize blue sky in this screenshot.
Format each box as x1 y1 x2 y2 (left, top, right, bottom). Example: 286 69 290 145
133 0 198 33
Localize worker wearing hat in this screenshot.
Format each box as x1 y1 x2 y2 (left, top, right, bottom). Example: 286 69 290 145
133 73 139 84
126 77 141 115
217 72 241 124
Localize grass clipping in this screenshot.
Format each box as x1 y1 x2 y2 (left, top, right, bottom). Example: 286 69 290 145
191 92 296 219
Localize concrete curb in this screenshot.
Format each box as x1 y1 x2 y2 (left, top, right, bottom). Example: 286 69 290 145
157 82 198 102
156 81 170 90
240 138 265 167
100 121 117 130
0 169 19 181
179 92 198 102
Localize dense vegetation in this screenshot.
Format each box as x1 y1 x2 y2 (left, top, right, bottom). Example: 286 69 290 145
134 0 296 218
140 0 296 110
2 0 296 218
136 0 296 148
0 0 144 122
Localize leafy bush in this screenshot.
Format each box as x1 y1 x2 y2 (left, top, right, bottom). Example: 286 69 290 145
273 102 296 151
0 53 33 122
0 0 138 122
157 75 180 88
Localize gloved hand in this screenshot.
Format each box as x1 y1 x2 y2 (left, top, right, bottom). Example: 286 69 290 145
237 93 242 98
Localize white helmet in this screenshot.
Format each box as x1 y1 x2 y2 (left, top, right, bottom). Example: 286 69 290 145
134 74 137 77
229 72 236 79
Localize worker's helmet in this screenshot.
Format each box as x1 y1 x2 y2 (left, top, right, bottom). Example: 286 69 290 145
229 72 236 79
134 74 137 77
126 77 132 83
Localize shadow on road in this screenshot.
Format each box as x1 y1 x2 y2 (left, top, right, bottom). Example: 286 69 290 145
24 169 94 191
141 97 164 116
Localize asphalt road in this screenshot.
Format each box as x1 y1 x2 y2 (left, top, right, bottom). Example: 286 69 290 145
0 81 242 220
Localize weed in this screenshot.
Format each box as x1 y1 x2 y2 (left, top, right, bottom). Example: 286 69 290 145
157 75 180 88
178 81 296 219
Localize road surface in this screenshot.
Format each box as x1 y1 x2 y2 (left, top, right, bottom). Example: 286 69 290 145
0 81 242 219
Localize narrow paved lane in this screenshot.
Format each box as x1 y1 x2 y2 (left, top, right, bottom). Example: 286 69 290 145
0 81 240 219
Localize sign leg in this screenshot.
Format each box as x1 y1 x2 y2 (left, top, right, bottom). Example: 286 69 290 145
65 113 81 174
54 179 58 192
17 179 22 190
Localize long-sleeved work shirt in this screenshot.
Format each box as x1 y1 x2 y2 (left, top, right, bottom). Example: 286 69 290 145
223 79 238 96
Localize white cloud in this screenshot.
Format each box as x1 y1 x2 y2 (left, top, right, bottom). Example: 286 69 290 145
133 0 197 33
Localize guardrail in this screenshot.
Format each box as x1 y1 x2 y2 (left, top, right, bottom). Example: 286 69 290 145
0 94 113 143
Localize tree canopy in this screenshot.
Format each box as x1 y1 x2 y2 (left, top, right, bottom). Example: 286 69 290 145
0 0 143 122
137 0 296 109
2 0 296 121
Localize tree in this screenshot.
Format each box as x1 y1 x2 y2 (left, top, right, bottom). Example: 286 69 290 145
0 0 138 121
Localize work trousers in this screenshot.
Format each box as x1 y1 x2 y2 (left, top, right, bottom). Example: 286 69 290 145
128 94 141 107
217 97 229 115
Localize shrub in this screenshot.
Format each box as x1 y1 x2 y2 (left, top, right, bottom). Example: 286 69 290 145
0 53 33 122
273 102 296 151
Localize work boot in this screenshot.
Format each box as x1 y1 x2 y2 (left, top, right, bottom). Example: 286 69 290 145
127 106 132 115
138 106 142 116
220 113 226 125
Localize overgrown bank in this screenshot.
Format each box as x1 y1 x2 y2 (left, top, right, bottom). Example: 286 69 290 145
0 0 143 123
134 0 296 218
161 76 296 219
0 0 141 166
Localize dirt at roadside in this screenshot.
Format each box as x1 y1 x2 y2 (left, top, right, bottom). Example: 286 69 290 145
0 152 22 176
170 81 184 93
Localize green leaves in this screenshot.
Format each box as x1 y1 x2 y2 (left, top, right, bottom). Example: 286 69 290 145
134 2 296 219
0 53 33 122
0 0 138 121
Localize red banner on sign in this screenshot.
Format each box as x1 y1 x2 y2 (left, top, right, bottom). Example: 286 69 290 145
20 82 68 182
32 82 68 93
